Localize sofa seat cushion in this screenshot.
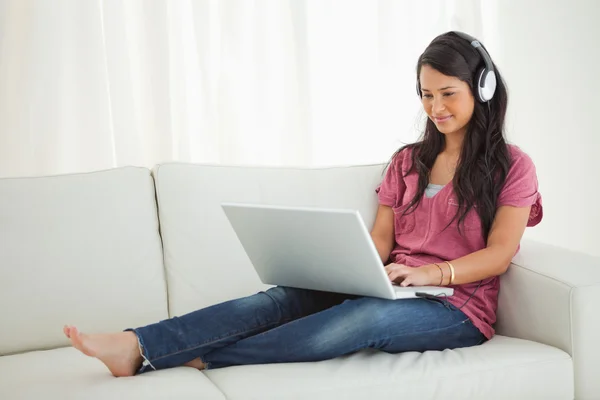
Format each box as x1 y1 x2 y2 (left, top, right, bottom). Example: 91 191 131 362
204 335 573 400
0 347 225 400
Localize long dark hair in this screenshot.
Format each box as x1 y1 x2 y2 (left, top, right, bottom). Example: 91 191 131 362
397 31 511 239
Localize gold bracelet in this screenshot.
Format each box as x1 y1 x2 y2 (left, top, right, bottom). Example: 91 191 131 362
444 261 455 285
433 263 443 286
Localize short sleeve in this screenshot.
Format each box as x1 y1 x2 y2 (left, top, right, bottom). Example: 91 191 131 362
375 149 407 208
497 148 543 227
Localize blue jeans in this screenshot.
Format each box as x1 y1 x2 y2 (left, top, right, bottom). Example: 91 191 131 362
127 286 485 373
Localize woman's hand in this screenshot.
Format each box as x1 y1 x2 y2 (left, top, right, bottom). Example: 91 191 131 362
384 263 442 287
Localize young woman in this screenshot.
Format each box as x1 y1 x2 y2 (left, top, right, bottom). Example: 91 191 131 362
63 31 542 377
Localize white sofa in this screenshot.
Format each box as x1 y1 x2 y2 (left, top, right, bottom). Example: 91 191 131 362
0 162 598 399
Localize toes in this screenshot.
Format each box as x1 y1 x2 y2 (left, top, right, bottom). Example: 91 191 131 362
70 327 82 346
63 325 71 338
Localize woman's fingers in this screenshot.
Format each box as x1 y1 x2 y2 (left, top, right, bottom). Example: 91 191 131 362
400 276 412 287
386 264 409 283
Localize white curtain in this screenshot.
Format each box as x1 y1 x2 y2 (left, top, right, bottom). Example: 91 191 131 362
0 0 484 177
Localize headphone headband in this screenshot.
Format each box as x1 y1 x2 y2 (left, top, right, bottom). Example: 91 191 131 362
452 31 495 75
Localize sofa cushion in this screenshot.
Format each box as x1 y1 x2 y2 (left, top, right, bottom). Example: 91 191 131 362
0 168 168 355
0 347 225 400
204 335 573 400
153 162 385 317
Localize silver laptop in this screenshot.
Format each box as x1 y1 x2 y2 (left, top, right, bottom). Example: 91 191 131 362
221 202 453 300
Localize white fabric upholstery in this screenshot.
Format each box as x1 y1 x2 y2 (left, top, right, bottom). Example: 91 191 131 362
1 162 594 399
0 347 225 400
0 168 168 356
153 162 384 317
497 239 600 400
205 336 572 400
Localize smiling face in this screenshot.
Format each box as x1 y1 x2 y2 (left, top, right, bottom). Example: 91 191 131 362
419 65 475 137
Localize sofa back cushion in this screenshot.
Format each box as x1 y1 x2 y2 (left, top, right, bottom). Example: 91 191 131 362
0 167 168 355
153 163 385 317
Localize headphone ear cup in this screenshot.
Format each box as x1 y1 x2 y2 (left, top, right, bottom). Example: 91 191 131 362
476 68 497 102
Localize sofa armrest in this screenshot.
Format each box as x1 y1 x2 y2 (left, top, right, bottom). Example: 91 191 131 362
496 238 600 400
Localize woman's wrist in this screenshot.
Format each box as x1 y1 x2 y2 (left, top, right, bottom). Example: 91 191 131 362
424 262 457 286
425 263 445 286
443 261 455 285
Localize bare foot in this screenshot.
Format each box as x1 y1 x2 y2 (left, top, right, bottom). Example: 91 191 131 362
184 357 206 370
64 325 142 377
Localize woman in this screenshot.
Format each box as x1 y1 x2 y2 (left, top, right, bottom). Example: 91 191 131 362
64 31 542 377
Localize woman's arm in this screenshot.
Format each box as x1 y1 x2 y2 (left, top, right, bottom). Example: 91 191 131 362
370 205 395 264
387 205 532 287
434 205 532 285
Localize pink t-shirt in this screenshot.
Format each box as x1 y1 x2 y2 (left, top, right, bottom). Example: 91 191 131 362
376 144 543 339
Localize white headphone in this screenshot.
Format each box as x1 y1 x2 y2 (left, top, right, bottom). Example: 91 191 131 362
417 31 497 103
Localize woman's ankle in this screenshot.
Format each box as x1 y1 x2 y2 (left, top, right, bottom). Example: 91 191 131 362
184 357 205 370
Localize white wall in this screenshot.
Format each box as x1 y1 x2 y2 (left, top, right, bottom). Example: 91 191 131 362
484 0 600 256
